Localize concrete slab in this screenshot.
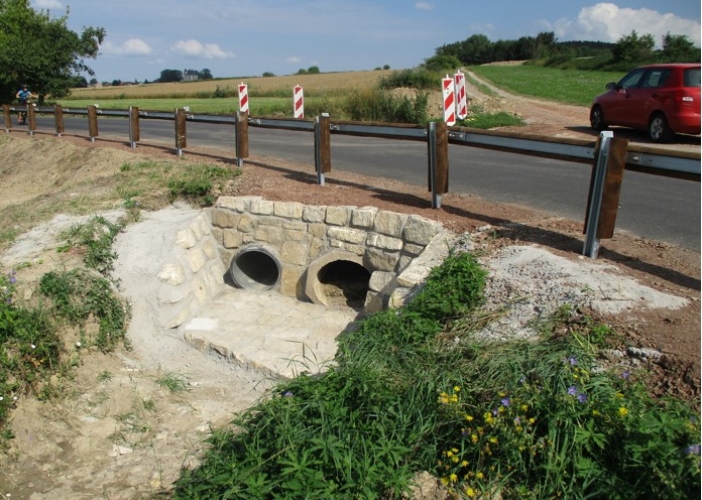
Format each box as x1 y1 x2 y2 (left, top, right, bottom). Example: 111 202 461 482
181 287 362 379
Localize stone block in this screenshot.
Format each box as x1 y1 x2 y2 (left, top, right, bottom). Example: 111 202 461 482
368 271 396 292
187 248 207 273
303 205 326 223
364 290 386 314
216 196 253 212
237 214 256 233
280 241 310 266
363 248 400 271
280 265 305 298
211 209 240 229
330 240 365 255
308 223 327 238
201 238 217 259
176 228 197 249
403 215 440 245
366 233 403 251
274 201 304 219
210 228 223 245
373 211 407 237
254 226 285 246
328 226 367 245
158 263 185 285
351 207 378 228
325 206 350 226
222 230 243 249
249 198 274 215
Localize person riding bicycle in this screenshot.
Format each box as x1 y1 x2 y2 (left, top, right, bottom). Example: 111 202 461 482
16 84 35 125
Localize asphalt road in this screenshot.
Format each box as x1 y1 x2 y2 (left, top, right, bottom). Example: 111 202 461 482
28 116 701 252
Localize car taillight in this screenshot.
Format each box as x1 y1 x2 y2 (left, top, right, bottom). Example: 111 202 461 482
673 90 696 107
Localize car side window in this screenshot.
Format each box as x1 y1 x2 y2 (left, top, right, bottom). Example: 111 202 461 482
683 68 701 88
618 68 646 89
641 69 672 88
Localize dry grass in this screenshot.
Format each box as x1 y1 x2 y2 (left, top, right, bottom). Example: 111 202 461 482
69 70 394 99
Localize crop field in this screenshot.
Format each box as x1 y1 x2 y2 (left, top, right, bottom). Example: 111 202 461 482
66 69 394 100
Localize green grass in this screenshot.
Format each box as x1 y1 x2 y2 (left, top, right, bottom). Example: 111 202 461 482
171 251 700 500
469 65 625 106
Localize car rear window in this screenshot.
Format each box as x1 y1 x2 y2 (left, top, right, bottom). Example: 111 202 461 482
683 68 701 87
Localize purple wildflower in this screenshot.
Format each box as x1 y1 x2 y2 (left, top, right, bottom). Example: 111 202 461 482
621 370 630 380
567 385 578 396
568 356 577 366
577 393 588 403
492 408 499 416
685 444 701 455
501 398 511 407
283 391 293 398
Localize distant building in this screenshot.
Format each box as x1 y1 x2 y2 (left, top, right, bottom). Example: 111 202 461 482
183 69 200 82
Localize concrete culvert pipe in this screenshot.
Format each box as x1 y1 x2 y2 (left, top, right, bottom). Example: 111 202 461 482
229 245 281 291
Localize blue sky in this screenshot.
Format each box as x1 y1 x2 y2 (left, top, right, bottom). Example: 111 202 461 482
31 1 701 83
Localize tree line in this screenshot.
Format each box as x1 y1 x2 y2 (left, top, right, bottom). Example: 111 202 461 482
427 30 700 72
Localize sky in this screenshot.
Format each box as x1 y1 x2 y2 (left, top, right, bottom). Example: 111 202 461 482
30 0 702 83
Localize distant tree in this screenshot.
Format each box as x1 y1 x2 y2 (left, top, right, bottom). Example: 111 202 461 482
383 64 390 70
159 69 183 82
199 68 213 80
0 0 105 104
534 31 557 59
661 33 700 62
296 68 307 75
307 66 320 74
89 77 98 86
143 79 150 84
111 79 122 87
262 71 275 77
612 31 655 63
101 81 110 87
423 54 461 72
71 76 88 88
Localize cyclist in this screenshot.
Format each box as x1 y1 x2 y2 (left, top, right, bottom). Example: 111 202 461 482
16 84 36 125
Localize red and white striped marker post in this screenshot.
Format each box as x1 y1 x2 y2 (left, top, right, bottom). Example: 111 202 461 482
293 85 304 119
238 82 249 113
454 70 467 120
442 75 456 126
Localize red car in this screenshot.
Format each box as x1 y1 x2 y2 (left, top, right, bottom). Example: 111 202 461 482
589 63 701 143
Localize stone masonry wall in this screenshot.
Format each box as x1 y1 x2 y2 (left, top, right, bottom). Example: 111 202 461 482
209 196 450 312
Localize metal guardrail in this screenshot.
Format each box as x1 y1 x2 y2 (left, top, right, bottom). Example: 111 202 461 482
3 103 700 258
8 104 699 180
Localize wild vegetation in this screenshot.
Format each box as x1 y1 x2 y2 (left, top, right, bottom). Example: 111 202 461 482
0 157 240 447
170 251 700 499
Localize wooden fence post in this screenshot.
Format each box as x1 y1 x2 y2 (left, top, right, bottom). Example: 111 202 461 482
427 121 449 208
175 108 186 156
27 104 36 135
235 111 249 167
87 105 98 142
54 105 65 136
129 106 140 148
314 113 331 185
2 105 11 132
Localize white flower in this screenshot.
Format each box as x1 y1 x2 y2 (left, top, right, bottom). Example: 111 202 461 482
30 344 36 349
76 341 81 347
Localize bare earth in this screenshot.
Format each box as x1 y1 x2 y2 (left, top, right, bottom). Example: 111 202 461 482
0 79 699 499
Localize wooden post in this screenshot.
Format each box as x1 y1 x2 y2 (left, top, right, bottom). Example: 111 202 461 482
235 111 249 166
316 113 331 174
54 104 65 136
595 137 628 238
27 104 36 135
129 106 140 148
435 120 449 194
175 108 186 156
87 105 98 142
2 104 11 132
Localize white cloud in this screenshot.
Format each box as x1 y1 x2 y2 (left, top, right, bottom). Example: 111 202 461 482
551 2 701 47
286 56 302 64
33 0 63 9
172 40 234 59
414 2 433 11
101 39 153 56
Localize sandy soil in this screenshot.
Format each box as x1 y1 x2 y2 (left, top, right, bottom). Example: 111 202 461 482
0 79 699 499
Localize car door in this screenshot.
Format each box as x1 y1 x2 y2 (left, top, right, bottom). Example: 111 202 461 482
607 68 647 126
625 68 672 128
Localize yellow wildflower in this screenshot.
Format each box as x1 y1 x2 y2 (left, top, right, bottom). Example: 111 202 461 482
454 386 461 393
450 473 458 483
465 415 474 422
461 460 469 467
466 486 476 498
476 472 484 480
618 407 629 417
471 434 478 444
489 436 498 444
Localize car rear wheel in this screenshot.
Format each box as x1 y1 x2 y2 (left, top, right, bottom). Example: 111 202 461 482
590 106 607 131
648 113 674 143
